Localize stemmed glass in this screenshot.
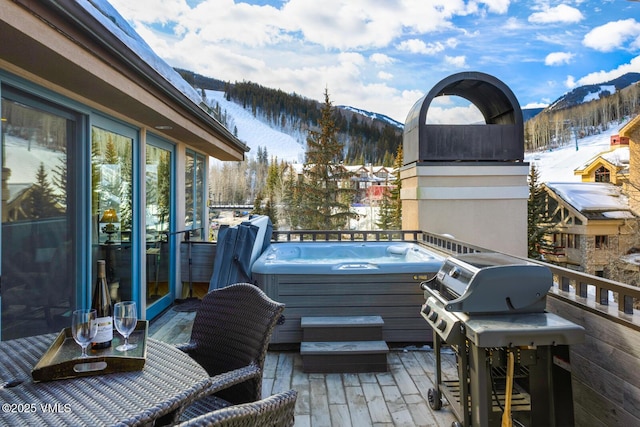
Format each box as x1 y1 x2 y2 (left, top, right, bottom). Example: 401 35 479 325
114 301 138 352
71 309 97 358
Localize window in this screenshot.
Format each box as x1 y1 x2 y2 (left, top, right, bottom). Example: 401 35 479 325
595 166 610 183
185 150 205 240
1 86 81 339
595 235 608 249
567 234 580 249
145 140 173 317
91 123 134 302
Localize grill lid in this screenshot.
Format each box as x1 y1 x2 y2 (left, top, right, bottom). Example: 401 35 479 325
425 253 552 314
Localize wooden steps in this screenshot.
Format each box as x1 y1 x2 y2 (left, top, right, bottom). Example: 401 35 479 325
300 315 389 373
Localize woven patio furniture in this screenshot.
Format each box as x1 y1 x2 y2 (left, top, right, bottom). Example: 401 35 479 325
177 283 285 417
0 334 211 426
177 389 297 427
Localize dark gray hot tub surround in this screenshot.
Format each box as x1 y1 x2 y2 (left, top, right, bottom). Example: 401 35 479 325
251 241 445 344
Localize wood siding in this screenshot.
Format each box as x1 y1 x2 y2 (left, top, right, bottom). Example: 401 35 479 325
547 296 640 425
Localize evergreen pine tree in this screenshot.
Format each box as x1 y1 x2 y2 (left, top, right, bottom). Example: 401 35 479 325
298 89 356 230
29 163 60 219
390 144 403 229
253 191 265 216
528 163 550 259
52 149 67 207
376 187 393 230
282 164 301 229
157 152 171 231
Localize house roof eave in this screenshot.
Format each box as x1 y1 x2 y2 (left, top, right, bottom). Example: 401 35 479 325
5 0 248 160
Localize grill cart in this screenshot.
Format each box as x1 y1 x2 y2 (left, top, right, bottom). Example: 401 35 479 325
420 253 584 427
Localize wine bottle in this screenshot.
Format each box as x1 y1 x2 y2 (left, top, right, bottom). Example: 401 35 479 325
91 259 113 349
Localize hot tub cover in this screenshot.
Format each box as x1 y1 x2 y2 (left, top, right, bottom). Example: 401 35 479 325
209 215 272 290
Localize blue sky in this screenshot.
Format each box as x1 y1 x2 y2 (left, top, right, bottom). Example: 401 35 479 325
109 0 640 123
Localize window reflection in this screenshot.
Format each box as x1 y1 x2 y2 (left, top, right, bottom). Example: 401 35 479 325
146 145 171 307
1 94 75 339
91 127 133 302
185 150 205 241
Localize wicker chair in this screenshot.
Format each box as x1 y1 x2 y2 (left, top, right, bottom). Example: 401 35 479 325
177 283 285 419
177 389 297 427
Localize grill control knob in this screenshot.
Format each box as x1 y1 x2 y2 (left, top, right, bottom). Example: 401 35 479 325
436 319 447 332
427 311 438 322
421 304 431 316
448 266 460 278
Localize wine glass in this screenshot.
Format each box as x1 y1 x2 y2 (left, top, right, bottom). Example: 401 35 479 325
72 309 98 358
114 301 138 351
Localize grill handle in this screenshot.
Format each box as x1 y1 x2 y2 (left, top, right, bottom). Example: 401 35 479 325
419 275 438 291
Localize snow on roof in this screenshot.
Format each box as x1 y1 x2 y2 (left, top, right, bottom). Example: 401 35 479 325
546 182 634 216
77 0 202 106
601 147 630 166
574 146 630 172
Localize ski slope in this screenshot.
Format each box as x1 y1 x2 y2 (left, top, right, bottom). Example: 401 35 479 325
525 121 628 183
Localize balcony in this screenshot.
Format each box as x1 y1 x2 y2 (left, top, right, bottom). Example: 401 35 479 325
169 230 640 425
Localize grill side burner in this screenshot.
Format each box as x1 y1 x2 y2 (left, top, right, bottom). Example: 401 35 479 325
421 252 585 427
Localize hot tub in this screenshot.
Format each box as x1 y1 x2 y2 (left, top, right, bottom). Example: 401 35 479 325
251 242 445 344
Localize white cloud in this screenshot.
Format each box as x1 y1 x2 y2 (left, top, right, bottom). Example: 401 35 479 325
504 17 524 30
377 71 393 80
445 38 459 49
528 5 583 24
565 75 577 89
444 55 467 68
397 39 445 55
576 55 640 86
480 0 511 14
426 103 484 124
545 52 574 66
522 101 548 109
583 19 640 52
369 53 394 66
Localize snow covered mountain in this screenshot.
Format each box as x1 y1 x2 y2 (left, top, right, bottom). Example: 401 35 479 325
546 72 640 112
205 90 307 164
337 105 404 129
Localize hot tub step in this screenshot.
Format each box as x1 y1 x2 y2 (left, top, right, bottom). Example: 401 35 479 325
301 315 384 342
300 340 389 373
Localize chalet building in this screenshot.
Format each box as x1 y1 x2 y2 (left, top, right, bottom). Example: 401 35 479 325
0 0 248 339
290 163 396 206
541 123 640 276
540 182 637 276
344 165 395 205
573 137 629 184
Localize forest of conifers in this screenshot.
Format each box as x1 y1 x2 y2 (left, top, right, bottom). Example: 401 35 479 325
176 69 403 166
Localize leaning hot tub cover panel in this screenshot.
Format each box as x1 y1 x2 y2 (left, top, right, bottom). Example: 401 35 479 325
403 72 524 164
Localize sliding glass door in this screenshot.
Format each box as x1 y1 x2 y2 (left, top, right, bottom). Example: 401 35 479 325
91 120 135 306
1 86 80 339
145 138 173 318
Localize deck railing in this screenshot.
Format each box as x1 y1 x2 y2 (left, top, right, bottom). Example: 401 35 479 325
272 229 424 242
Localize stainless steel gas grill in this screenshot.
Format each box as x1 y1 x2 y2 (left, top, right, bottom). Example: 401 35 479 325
420 253 584 427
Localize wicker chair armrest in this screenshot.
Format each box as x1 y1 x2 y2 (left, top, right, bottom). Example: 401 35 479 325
206 363 261 396
175 342 198 354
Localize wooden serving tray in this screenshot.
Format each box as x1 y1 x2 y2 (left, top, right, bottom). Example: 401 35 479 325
32 321 148 382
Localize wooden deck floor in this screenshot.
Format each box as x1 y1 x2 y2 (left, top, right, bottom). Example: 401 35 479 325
149 305 460 427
